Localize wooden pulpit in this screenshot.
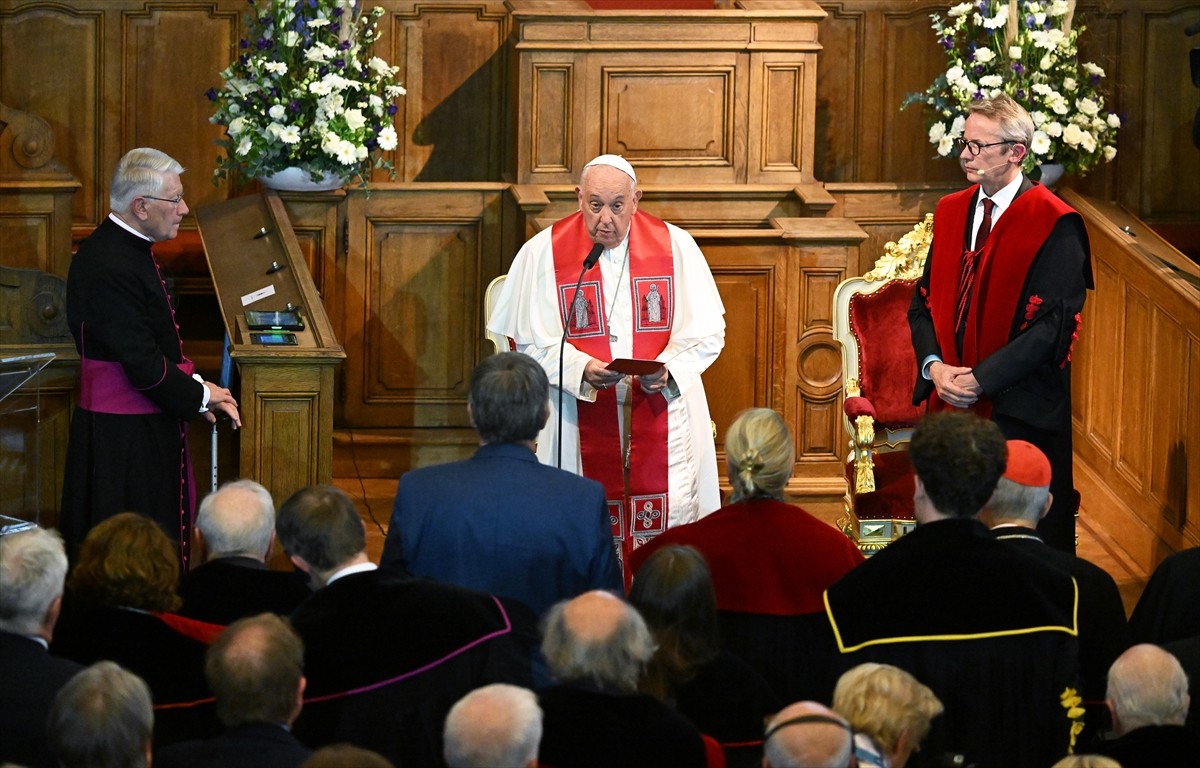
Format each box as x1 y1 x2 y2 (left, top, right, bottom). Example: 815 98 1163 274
195 192 345 504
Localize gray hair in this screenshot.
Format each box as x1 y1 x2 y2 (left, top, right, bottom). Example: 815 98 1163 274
985 477 1050 524
197 479 276 559
0 526 68 635
48 661 154 768
725 408 795 503
969 94 1035 149
764 702 853 768
443 684 543 768
541 597 655 693
1107 644 1190 731
110 147 183 213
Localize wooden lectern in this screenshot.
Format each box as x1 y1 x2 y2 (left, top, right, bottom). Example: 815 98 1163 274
195 192 345 504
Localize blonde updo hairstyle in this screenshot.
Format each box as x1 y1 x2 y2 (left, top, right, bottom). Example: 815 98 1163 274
725 408 795 503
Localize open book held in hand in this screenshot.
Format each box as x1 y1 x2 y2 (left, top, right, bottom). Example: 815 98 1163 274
606 358 665 376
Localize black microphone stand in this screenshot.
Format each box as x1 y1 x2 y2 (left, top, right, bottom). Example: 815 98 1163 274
558 242 605 468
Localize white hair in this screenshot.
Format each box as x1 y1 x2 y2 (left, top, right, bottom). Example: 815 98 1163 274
443 684 543 768
1107 644 1190 731
109 147 183 213
0 527 68 635
197 479 276 560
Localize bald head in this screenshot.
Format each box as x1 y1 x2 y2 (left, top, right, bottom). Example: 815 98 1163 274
1107 643 1190 733
764 701 853 768
443 684 542 768
197 479 275 561
541 591 654 693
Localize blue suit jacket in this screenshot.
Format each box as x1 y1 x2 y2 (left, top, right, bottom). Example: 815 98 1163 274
381 442 621 617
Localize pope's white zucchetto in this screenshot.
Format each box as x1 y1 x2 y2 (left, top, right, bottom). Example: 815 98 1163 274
583 154 637 184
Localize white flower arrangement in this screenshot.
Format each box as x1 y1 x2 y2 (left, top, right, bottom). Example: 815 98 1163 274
903 0 1119 178
209 0 406 187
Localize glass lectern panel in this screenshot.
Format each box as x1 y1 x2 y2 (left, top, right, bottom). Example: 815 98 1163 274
0 353 55 532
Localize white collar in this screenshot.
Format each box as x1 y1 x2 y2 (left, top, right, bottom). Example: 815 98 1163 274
978 174 1022 214
325 561 377 586
108 212 153 242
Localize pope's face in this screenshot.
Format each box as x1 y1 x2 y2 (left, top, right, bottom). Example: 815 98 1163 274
134 172 188 242
576 165 642 250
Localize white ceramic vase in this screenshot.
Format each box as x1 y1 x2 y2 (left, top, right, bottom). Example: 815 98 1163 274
257 167 344 192
1037 163 1065 188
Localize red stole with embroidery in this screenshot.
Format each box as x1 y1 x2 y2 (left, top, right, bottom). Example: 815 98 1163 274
928 183 1073 417
551 211 674 583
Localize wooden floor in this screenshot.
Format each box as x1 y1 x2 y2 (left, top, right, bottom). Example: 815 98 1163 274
333 474 1152 618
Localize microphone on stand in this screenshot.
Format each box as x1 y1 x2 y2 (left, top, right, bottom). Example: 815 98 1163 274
558 242 605 469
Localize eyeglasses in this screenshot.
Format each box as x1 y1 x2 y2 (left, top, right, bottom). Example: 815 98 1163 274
142 194 185 209
955 138 1016 156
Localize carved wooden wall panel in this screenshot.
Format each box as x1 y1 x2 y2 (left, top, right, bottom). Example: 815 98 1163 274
341 185 514 430
391 2 512 182
0 6 101 227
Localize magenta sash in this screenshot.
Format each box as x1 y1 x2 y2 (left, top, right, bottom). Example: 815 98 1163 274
79 357 195 414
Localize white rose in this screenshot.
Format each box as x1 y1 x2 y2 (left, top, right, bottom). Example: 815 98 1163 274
1063 77 1077 92
1106 113 1121 128
974 47 995 64
1008 45 1023 60
1030 110 1047 127
1102 145 1117 161
1040 54 1054 71
1080 131 1097 153
948 2 973 17
950 115 966 136
282 31 300 48
269 104 286 120
369 56 392 76
378 124 398 151
1077 97 1099 116
1062 123 1084 147
1030 131 1051 156
344 108 366 131
1082 62 1105 78
929 122 947 143
1047 0 1070 16
228 116 247 136
936 135 955 157
236 136 252 156
1045 121 1063 138
1051 96 1070 115
946 65 965 84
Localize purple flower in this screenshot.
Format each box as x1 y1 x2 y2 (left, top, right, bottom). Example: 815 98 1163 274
289 100 302 113
333 6 344 17
942 37 954 50
338 39 351 50
205 87 218 101
333 58 345 69
239 38 249 50
256 37 272 50
1012 62 1025 76
387 104 398 116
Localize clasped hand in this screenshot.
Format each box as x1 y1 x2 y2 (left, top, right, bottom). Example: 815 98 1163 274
583 359 669 394
203 381 243 429
930 362 981 409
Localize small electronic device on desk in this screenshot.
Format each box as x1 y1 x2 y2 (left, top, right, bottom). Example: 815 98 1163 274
245 309 305 331
249 331 298 346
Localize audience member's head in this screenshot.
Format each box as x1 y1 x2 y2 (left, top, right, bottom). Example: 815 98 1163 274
276 485 367 586
980 439 1053 529
300 743 395 768
47 660 153 768
468 352 550 445
443 683 543 768
68 512 182 612
1050 756 1123 768
206 612 306 729
0 526 68 641
1106 643 1190 734
909 412 1007 521
725 407 795 503
968 93 1035 151
763 701 854 768
197 479 277 562
627 545 720 699
832 662 944 768
541 590 655 694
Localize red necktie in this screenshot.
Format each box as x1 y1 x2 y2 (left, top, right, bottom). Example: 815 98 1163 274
955 198 994 332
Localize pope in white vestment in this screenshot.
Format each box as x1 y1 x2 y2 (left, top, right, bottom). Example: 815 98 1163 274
488 155 726 530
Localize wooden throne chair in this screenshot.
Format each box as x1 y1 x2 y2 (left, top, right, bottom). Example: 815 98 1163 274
832 215 934 555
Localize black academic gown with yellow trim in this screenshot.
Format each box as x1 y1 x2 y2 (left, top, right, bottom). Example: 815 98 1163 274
825 517 1081 768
